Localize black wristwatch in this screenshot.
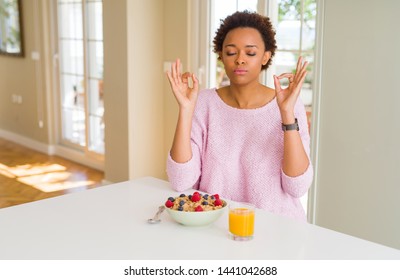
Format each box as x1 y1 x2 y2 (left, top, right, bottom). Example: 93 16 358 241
282 118 299 131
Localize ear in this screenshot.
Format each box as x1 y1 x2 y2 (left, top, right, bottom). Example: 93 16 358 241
262 51 271 66
218 51 222 61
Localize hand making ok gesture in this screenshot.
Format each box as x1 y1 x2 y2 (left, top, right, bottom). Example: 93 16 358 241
274 56 309 121
166 58 199 113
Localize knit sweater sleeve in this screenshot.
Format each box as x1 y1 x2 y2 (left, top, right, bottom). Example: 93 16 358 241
280 99 314 198
166 96 205 192
166 143 201 192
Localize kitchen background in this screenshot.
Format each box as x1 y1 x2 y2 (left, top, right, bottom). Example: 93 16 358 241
0 0 399 251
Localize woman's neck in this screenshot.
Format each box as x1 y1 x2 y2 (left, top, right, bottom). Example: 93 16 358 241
219 83 274 109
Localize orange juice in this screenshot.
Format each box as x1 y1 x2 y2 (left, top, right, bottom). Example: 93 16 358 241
229 208 255 237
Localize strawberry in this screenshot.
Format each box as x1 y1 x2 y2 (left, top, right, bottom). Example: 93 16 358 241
213 194 220 199
214 199 223 207
195 205 203 212
165 200 174 208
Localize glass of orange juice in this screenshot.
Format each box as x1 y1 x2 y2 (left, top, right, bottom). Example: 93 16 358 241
229 202 255 241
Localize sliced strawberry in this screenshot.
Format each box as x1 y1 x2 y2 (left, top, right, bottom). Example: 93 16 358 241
195 205 203 212
213 194 220 199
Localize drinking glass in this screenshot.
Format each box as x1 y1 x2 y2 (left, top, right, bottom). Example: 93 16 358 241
229 202 255 241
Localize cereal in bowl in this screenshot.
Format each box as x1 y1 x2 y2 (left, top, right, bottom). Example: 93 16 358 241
165 192 225 212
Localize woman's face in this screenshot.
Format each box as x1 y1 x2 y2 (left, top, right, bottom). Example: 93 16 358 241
220 27 270 86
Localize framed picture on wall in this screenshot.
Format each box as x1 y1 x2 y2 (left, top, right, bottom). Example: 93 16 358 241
0 0 24 57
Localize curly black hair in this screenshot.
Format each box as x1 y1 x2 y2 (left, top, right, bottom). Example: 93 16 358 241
213 10 277 70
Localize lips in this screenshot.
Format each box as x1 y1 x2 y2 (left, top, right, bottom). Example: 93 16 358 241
234 69 247 75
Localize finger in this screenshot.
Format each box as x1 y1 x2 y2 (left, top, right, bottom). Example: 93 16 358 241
182 72 191 84
166 70 181 95
276 73 294 80
273 75 282 92
298 59 308 73
294 57 309 82
176 58 182 78
292 70 308 98
171 61 178 84
296 56 303 74
276 73 294 85
298 69 308 85
302 61 309 73
192 73 199 92
166 70 176 87
294 60 308 83
276 73 292 78
172 58 183 84
166 70 173 85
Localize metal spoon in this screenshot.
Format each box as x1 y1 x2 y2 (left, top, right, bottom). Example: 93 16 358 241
147 205 166 224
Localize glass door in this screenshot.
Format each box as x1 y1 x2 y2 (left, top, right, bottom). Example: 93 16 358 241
57 0 104 156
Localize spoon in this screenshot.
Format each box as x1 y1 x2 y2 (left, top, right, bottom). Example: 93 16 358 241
147 205 166 224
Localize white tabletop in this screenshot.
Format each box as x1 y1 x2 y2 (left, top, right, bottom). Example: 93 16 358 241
0 177 399 260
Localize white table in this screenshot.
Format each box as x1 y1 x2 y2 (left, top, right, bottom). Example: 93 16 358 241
0 177 399 260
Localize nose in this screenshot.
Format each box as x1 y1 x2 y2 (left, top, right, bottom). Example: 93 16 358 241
235 58 245 65
235 52 246 65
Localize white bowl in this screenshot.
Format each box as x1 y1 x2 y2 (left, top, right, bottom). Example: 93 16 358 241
166 201 227 226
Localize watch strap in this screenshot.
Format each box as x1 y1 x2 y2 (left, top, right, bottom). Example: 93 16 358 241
282 118 299 131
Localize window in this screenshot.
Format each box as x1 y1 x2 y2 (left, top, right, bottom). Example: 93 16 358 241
273 0 316 130
57 0 104 156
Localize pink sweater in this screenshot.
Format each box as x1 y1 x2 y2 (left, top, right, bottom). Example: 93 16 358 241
167 88 313 221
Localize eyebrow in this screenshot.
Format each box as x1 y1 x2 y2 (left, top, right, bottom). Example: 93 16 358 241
224 44 258 49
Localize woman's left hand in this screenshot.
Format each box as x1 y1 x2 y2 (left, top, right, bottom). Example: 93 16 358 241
274 57 308 123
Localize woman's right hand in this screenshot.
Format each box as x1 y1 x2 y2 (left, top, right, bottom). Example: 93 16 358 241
166 58 199 112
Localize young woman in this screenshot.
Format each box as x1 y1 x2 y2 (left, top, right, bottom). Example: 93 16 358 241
166 11 313 222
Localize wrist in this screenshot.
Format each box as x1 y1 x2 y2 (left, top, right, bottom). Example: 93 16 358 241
281 113 295 125
179 107 195 118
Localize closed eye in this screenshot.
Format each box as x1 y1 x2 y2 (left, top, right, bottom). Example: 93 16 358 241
226 53 256 56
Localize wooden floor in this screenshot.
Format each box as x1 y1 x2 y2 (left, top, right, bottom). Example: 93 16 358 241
0 138 104 209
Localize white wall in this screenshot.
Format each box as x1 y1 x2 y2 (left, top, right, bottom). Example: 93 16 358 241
314 0 400 250
104 0 166 181
103 0 130 181
127 0 165 179
163 0 189 180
